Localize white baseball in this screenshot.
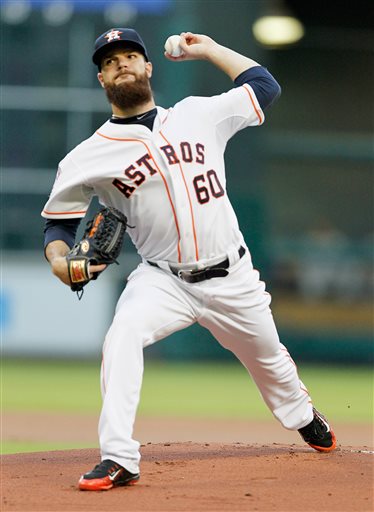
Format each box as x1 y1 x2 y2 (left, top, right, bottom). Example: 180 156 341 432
164 35 184 57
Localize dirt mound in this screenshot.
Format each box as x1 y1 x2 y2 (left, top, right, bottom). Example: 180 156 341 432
2 442 373 511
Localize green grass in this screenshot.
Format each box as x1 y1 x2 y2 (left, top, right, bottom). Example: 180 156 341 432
2 358 373 422
2 359 372 454
141 363 374 422
1 359 102 413
1 441 96 455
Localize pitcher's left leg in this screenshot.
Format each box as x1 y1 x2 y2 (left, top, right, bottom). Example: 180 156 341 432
198 256 312 431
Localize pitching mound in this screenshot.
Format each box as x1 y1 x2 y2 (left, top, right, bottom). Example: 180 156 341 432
1 442 373 511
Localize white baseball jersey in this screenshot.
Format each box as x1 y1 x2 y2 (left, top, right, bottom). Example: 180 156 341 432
42 84 264 266
43 82 315 475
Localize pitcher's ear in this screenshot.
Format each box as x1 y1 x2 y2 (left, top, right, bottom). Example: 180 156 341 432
97 73 105 88
145 61 153 78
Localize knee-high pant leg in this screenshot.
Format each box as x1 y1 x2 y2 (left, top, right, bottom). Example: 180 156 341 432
197 255 313 430
99 264 197 473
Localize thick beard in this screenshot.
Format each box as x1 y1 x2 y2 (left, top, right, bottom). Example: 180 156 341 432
104 73 153 111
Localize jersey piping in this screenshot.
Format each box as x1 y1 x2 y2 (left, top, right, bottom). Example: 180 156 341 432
159 130 199 261
43 209 88 216
96 132 182 262
160 108 172 126
242 84 264 124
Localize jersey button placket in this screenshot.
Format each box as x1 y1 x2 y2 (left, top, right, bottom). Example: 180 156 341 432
156 143 196 263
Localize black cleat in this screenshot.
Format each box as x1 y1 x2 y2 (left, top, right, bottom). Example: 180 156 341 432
298 408 337 452
78 459 140 491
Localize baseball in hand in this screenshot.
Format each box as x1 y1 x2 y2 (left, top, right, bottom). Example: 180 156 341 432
164 35 184 57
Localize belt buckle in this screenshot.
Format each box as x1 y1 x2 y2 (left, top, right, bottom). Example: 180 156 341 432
177 268 197 280
178 268 208 283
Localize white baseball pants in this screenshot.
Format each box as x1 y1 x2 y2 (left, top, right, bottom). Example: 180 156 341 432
99 251 313 474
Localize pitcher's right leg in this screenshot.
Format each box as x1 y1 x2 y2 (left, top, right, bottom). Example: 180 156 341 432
79 264 196 490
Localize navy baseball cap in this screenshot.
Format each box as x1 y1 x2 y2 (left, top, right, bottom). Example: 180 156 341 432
92 28 149 67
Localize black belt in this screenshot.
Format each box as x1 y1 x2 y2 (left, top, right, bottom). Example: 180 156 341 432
147 246 245 283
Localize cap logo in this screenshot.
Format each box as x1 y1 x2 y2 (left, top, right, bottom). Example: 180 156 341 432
104 30 123 42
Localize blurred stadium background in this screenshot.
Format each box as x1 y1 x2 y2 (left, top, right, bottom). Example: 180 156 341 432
1 0 373 365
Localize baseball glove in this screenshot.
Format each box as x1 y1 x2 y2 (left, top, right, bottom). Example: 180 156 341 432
66 206 129 298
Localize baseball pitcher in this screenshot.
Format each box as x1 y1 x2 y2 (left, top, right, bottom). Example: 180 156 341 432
42 28 336 491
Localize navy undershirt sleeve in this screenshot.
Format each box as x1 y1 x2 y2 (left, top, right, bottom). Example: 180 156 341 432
44 218 81 249
234 66 281 110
